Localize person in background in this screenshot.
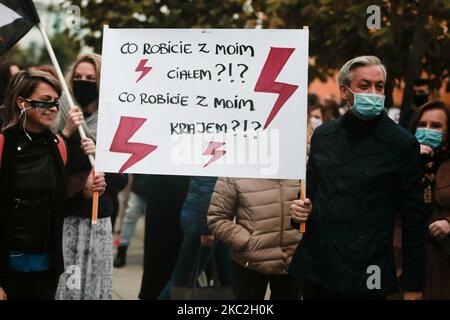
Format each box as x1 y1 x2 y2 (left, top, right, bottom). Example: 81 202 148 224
322 98 342 122
404 101 450 299
208 178 302 300
290 56 426 300
308 104 323 131
307 97 324 159
387 107 401 124
57 54 127 230
114 174 150 268
0 61 20 106
139 175 190 300
0 70 105 300
399 78 432 129
55 53 128 300
0 62 21 128
158 176 232 300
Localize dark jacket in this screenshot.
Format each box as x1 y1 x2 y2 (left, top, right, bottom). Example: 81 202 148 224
289 112 426 296
131 174 152 198
63 131 128 219
425 159 450 299
139 175 190 300
0 128 67 288
181 176 217 234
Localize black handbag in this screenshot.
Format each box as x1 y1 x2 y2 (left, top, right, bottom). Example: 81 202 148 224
170 246 234 300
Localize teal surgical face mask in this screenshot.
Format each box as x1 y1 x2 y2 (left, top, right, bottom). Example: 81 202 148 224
346 86 385 120
415 128 443 149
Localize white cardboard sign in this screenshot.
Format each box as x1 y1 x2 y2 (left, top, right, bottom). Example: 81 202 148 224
96 28 308 179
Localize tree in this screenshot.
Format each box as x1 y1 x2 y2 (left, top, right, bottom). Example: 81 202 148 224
249 0 450 109
36 32 81 72
63 0 252 53
62 0 450 108
2 42 39 68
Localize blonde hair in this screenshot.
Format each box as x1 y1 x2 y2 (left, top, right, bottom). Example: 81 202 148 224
66 53 102 92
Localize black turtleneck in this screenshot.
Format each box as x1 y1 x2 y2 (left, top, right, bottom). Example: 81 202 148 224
343 111 383 150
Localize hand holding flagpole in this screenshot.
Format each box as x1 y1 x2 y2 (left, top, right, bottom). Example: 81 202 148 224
37 23 99 224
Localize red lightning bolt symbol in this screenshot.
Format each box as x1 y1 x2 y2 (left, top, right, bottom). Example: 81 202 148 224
135 58 152 83
254 47 299 130
109 116 158 173
203 141 226 168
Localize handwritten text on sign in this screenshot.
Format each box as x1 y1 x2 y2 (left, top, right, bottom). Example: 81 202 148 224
96 28 309 179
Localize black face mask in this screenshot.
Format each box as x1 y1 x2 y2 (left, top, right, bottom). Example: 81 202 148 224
73 80 98 109
413 94 429 107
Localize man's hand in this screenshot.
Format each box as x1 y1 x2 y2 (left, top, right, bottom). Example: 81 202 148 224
290 198 312 223
81 137 96 157
429 220 450 239
201 235 215 247
83 171 106 199
0 287 7 300
62 106 84 138
420 144 434 157
403 291 423 300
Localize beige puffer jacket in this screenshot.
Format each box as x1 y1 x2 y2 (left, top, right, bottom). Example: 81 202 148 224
207 178 301 275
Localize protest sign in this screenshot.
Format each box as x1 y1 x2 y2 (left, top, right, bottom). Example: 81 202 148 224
96 28 308 179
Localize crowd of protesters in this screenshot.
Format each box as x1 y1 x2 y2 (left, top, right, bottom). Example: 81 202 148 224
0 53 449 301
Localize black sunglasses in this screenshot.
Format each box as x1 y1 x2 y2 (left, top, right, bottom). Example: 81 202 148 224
24 98 60 110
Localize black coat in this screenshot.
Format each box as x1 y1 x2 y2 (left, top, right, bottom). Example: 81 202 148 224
139 175 190 300
63 131 128 219
0 128 67 288
289 112 427 296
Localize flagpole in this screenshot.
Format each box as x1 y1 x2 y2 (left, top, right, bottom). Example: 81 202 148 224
37 22 99 224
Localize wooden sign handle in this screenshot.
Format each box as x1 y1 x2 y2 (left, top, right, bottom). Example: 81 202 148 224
299 179 306 233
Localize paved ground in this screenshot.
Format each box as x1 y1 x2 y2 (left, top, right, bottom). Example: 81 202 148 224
110 183 271 300
110 215 272 300
112 215 145 300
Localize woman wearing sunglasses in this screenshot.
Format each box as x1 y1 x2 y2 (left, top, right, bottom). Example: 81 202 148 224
406 101 450 299
0 70 106 300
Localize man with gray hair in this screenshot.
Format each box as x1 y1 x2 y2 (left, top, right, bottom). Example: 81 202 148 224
289 56 426 300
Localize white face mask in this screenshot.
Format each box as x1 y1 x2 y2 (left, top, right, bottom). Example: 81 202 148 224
310 117 323 129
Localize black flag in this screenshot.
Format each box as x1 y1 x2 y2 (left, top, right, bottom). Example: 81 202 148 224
0 0 40 54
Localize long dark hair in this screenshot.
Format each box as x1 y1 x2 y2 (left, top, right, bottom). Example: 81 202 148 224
409 100 450 157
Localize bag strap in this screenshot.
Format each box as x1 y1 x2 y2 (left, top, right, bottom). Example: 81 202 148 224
55 134 67 166
209 249 224 287
188 248 203 289
188 243 223 289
